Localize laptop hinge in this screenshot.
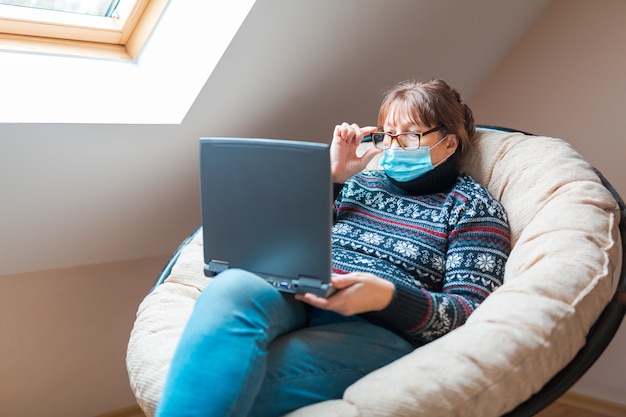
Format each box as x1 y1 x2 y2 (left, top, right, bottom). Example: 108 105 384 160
206 260 230 277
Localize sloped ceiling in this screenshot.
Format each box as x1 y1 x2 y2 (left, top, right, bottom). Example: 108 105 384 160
0 0 552 275
189 0 553 141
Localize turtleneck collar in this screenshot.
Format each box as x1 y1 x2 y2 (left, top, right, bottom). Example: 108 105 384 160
386 151 460 195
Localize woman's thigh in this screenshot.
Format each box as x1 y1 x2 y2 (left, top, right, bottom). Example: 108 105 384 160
249 320 414 417
156 269 309 417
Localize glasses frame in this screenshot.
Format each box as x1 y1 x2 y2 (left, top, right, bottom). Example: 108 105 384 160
371 125 444 151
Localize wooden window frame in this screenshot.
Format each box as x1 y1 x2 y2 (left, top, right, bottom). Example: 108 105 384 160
0 0 170 61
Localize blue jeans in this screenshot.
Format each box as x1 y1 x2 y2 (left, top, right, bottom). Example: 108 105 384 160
155 269 414 417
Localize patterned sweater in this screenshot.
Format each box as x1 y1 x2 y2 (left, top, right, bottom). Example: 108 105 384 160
332 170 511 346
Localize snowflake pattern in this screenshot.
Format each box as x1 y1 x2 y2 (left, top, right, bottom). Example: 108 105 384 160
475 253 496 272
393 241 419 258
446 253 463 269
360 232 384 245
431 255 445 273
333 223 352 235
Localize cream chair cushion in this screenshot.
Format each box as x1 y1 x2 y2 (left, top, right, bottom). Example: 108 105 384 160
127 129 621 417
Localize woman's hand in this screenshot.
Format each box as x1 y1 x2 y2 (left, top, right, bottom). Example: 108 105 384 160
331 123 382 183
295 272 394 316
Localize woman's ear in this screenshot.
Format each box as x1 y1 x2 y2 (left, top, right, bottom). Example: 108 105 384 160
446 134 459 152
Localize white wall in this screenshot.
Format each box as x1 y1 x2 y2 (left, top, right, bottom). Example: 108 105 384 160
469 0 626 405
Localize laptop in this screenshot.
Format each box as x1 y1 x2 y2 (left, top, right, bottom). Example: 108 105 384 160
199 137 336 297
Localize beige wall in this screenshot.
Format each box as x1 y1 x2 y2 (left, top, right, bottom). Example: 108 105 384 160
470 0 626 405
470 0 626 200
0 256 168 417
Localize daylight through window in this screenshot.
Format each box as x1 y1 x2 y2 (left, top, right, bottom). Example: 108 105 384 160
0 0 122 17
0 0 168 60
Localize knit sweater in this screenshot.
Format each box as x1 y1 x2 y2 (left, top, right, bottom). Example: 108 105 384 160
332 170 511 346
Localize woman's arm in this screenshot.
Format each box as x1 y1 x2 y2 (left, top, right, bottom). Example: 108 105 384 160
364 192 511 345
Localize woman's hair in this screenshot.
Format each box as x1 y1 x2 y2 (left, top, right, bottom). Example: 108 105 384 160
377 79 475 154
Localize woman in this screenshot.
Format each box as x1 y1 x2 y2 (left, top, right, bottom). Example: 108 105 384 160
155 79 511 417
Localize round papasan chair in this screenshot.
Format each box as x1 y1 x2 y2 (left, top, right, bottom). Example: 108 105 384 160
127 126 625 417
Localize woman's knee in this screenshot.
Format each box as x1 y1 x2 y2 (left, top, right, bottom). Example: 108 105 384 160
197 268 306 326
203 268 274 302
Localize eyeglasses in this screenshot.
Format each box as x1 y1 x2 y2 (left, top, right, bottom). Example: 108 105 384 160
370 125 444 151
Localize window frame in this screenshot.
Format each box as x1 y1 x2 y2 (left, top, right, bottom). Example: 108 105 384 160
0 0 256 124
0 0 170 61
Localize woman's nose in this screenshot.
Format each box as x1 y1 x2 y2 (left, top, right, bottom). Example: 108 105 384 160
389 136 403 149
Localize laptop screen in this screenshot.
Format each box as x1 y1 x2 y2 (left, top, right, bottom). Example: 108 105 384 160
199 137 333 288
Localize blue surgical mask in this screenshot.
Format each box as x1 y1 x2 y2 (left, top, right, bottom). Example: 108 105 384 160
380 136 450 182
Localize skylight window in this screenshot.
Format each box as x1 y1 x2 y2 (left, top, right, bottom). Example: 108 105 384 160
0 0 168 60
0 1 256 123
0 0 121 17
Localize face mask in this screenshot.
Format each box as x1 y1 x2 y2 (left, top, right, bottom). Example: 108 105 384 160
379 136 449 182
